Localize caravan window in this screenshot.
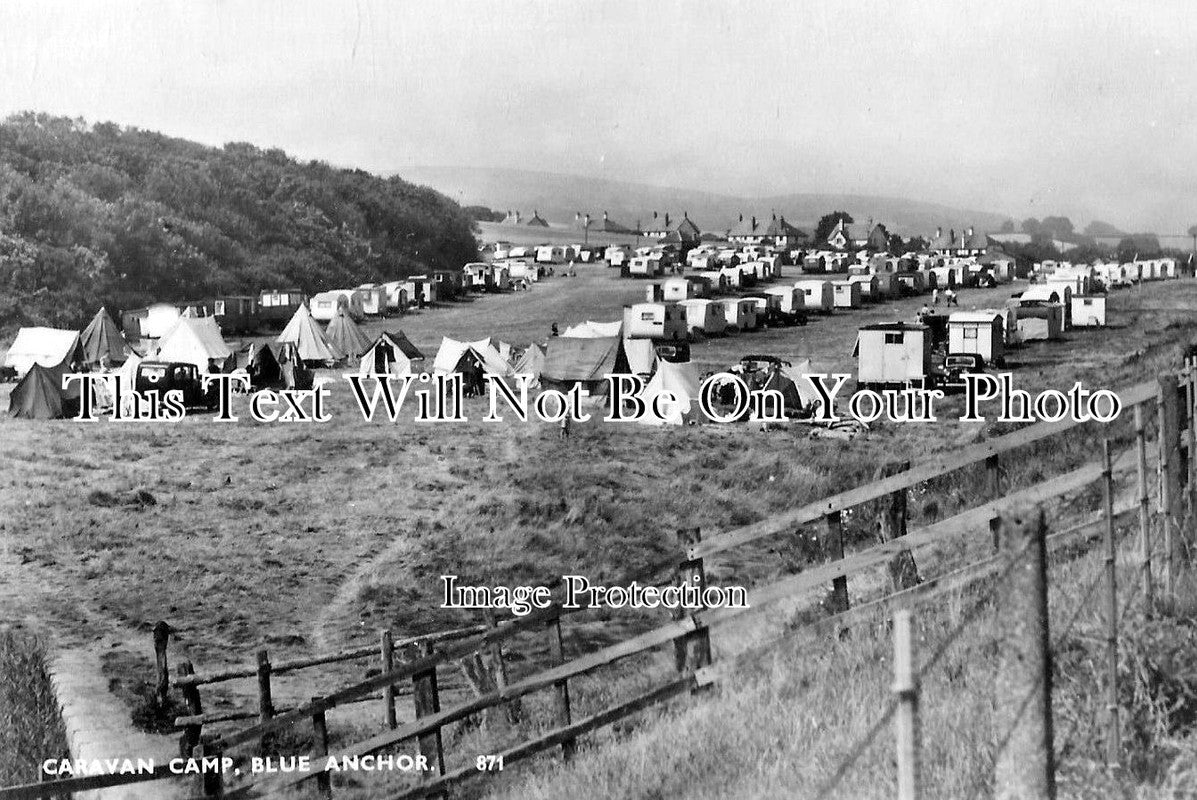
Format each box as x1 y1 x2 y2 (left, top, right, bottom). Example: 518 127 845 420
963 328 978 340
640 311 655 321
214 301 226 316
884 332 904 344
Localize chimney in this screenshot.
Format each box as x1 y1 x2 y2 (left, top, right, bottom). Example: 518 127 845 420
603 210 609 221
575 212 581 222
935 226 941 239
584 213 591 226
683 210 689 219
653 211 659 222
967 226 974 236
751 216 757 229
515 211 521 223
664 212 670 227
772 212 777 221
739 213 744 222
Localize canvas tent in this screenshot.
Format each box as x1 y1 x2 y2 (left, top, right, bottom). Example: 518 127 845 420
9 363 71 419
155 317 233 371
623 338 658 375
360 331 426 376
562 320 623 338
325 307 373 359
512 343 546 385
228 342 284 388
81 307 129 366
432 337 514 377
783 359 824 412
541 336 631 392
4 327 85 379
276 303 345 363
638 359 701 426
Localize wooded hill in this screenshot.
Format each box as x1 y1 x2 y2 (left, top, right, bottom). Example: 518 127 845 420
0 113 479 332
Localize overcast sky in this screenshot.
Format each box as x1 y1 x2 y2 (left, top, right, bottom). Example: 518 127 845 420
1 0 1195 233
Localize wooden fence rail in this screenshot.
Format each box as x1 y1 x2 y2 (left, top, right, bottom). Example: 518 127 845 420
4 369 1186 800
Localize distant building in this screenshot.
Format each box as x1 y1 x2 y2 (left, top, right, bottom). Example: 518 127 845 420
575 211 634 235
500 210 523 225
729 213 808 247
526 210 549 227
988 232 1033 246
641 211 701 244
928 226 990 256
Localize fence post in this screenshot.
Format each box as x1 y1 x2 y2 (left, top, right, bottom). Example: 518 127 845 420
877 461 919 590
194 742 223 797
545 613 576 760
380 630 396 730
992 506 1055 800
484 609 520 723
153 621 171 708
1135 404 1154 614
178 661 203 757
311 697 332 800
824 511 850 616
892 609 921 800
986 454 1002 551
256 650 274 753
1158 375 1181 597
412 641 446 780
1102 440 1122 769
673 527 712 673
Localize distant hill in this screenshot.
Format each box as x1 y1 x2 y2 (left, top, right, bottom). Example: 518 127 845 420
0 114 478 331
400 166 1011 238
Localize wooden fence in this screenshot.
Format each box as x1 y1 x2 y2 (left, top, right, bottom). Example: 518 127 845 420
3 365 1192 800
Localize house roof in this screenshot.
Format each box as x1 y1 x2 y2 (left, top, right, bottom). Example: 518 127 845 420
845 223 872 242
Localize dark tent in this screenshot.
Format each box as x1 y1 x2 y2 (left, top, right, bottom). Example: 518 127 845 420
759 368 805 418
230 342 284 389
9 363 69 419
80 307 128 366
361 331 426 375
385 330 425 361
541 336 631 393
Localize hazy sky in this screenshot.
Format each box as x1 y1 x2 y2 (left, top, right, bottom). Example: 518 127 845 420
1 0 1195 232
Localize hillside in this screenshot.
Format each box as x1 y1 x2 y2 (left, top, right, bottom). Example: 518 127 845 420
399 166 1012 237
0 114 479 332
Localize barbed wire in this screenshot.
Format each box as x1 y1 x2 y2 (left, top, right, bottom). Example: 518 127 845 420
811 534 1036 800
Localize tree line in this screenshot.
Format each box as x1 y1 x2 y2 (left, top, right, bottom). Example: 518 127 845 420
0 113 479 333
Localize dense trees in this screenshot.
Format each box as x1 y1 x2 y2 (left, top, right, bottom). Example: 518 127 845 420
0 114 478 331
814 211 853 244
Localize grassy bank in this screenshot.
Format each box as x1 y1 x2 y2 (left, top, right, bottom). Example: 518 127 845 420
478 538 1197 800
0 629 69 786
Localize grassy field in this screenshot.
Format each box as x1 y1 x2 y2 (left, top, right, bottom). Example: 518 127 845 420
1 271 1196 792
0 629 69 785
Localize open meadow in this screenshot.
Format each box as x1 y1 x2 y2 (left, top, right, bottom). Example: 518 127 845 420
2 272 1197 794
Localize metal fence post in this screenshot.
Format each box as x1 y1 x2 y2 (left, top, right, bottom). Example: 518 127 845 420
993 506 1055 800
893 609 921 800
1135 404 1154 614
1158 375 1181 597
1102 440 1122 769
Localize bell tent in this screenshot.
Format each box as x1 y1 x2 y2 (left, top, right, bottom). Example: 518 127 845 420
155 317 233 371
276 303 345 364
3 327 85 379
325 307 373 359
80 307 129 367
637 359 701 426
541 336 631 393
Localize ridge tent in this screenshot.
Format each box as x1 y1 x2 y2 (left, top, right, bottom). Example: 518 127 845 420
783 359 824 412
432 337 513 377
623 338 658 375
4 328 85 385
360 331 426 376
155 317 233 371
276 303 345 364
9 362 71 419
541 336 631 393
325 307 373 359
513 343 546 385
637 359 701 426
562 320 623 338
80 307 129 367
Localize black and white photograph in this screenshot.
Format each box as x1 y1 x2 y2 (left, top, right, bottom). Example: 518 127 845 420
3 2 1197 798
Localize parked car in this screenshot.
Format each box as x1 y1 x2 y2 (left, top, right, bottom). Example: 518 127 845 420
939 353 986 393
134 361 217 409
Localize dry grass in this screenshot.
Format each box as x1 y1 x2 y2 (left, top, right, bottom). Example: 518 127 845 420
1 277 1196 792
0 629 69 786
478 540 1197 800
